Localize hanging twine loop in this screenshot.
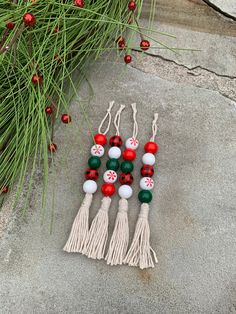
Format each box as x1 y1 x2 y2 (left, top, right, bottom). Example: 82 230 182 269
98 100 114 135
150 113 159 142
114 104 125 135
131 103 138 139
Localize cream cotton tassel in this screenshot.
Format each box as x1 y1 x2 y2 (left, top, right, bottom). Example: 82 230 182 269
63 193 93 253
123 203 157 269
105 198 129 265
82 196 111 259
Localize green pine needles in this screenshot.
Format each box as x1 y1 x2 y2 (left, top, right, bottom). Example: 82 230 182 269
0 0 172 213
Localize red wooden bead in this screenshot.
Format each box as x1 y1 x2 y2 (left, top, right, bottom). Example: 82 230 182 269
6 22 15 30
61 114 71 124
48 143 57 153
128 1 136 11
1 186 9 194
32 74 43 85
122 148 136 161
140 39 150 51
110 135 122 147
45 106 53 115
23 13 36 27
101 183 116 197
141 165 154 177
74 0 84 8
119 173 133 185
85 168 99 180
124 55 132 64
94 133 107 146
144 141 158 154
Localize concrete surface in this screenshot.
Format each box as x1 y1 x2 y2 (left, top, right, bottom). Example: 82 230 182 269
0 59 236 313
1 2 236 312
207 0 236 18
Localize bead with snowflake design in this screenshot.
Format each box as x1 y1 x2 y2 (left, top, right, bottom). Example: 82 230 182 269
90 144 105 157
125 137 139 150
139 177 154 190
103 170 118 183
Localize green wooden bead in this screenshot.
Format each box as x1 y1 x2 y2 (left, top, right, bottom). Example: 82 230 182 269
138 190 152 203
106 158 119 171
121 161 134 173
88 156 101 169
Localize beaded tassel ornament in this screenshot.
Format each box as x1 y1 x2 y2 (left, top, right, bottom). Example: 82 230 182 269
105 103 139 266
63 101 114 253
124 113 159 269
82 104 125 260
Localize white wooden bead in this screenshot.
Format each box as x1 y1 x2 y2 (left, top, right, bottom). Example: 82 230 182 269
125 137 139 150
83 180 97 194
90 144 104 157
142 153 155 166
118 185 133 199
140 177 154 190
103 170 117 183
108 146 121 159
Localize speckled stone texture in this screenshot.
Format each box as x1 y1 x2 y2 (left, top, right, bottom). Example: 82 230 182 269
0 60 235 314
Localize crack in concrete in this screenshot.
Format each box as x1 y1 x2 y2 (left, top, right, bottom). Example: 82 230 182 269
132 49 236 80
131 50 236 104
202 0 236 21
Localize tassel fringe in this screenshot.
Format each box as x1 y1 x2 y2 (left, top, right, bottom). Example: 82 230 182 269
105 198 129 266
63 193 93 253
124 203 158 269
82 196 111 260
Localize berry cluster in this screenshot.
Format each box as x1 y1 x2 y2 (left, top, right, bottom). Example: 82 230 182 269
118 137 139 199
82 133 107 195
138 141 158 203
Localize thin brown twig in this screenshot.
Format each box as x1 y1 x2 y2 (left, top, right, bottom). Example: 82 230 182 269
0 24 25 54
0 29 10 50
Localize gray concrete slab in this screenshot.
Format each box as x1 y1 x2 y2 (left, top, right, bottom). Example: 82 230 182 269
207 0 236 18
138 21 236 77
0 61 236 314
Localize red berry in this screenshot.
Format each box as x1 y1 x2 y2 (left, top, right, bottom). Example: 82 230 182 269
128 1 136 11
1 186 9 194
48 143 57 153
101 183 116 197
117 36 125 46
45 106 53 115
94 133 107 146
74 0 84 8
140 39 150 51
54 26 60 33
61 114 71 124
119 173 133 185
144 141 158 154
85 168 99 180
122 148 136 161
124 55 132 64
6 22 15 30
32 74 43 85
23 13 36 27
110 135 122 147
141 165 154 177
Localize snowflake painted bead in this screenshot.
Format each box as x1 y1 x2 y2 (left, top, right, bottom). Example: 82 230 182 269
103 170 117 183
142 153 155 166
125 137 139 150
140 177 154 190
118 185 133 199
90 144 104 157
83 180 98 194
108 146 121 159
